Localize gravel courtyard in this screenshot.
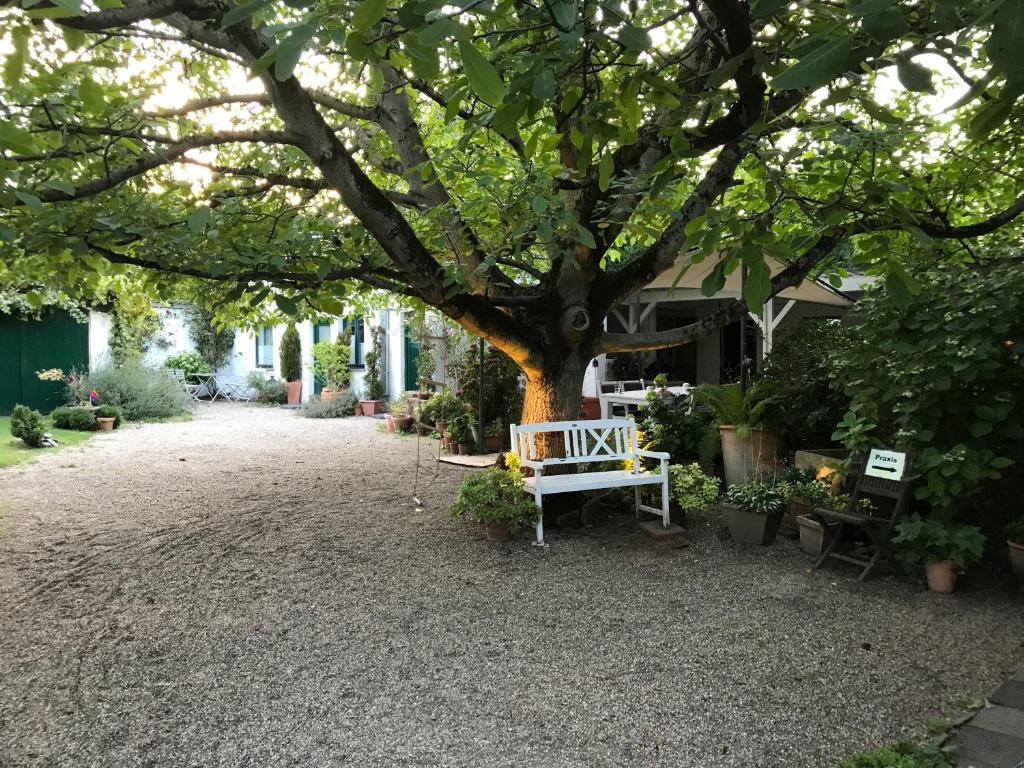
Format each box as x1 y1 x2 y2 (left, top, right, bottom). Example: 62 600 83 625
1 404 1021 767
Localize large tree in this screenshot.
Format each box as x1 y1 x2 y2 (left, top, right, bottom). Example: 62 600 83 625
2 0 1024 424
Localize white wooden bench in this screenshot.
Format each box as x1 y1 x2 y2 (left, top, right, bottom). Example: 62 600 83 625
509 418 670 544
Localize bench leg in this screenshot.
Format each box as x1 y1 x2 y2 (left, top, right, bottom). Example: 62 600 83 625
533 491 545 545
634 486 641 520
661 468 670 528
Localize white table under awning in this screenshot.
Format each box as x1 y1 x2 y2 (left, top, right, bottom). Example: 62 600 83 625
599 386 691 419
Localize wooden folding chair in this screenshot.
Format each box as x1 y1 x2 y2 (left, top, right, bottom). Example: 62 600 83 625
812 449 915 581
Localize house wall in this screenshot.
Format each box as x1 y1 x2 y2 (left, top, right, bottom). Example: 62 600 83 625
87 311 112 370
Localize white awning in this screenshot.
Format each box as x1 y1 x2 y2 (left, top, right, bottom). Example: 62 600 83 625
643 254 852 307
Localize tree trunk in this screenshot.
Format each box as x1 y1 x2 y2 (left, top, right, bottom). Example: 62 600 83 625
520 356 588 426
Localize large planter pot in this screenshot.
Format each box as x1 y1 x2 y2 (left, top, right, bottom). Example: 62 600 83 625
484 521 514 542
360 399 385 416
393 414 414 432
796 515 832 556
719 426 779 488
1007 540 1024 580
723 502 782 545
580 396 601 420
458 442 474 455
485 434 502 452
96 417 115 432
669 501 687 527
286 380 302 405
321 388 336 401
435 419 448 433
926 559 957 593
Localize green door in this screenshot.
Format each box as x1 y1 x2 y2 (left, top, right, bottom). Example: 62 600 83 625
0 310 89 414
403 324 419 392
312 321 332 394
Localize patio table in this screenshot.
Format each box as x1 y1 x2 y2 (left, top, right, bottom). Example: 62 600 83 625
192 372 228 402
599 385 691 419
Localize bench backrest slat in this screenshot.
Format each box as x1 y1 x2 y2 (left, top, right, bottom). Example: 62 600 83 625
510 419 640 464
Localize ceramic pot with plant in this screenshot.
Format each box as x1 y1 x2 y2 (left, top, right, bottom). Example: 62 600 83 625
778 466 835 535
892 513 986 593
449 415 475 455
485 421 503 452
667 463 719 527
384 413 395 432
692 383 780 488
653 373 670 397
279 324 303 405
1005 517 1024 580
359 326 387 416
449 468 540 542
312 330 352 402
721 481 786 545
95 404 122 432
390 399 413 431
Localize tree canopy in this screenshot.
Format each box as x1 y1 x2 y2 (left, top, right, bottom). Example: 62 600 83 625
2 0 1023 417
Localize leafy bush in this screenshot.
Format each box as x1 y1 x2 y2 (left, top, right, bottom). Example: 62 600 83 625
110 291 161 364
85 361 189 421
163 351 211 383
892 513 986 571
246 371 288 404
640 390 718 464
759 319 856 453
279 324 302 382
187 306 235 369
831 260 1024 516
362 325 386 401
668 464 720 512
691 382 779 439
722 482 786 516
835 743 951 768
419 388 465 425
51 405 98 431
96 404 123 428
608 351 643 380
448 413 475 444
301 390 358 418
450 344 523 426
449 469 539 532
10 404 45 447
1008 517 1024 545
311 331 351 391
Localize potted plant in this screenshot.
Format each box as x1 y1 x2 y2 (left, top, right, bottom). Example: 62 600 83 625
485 421 504 452
721 481 786 545
892 513 986 593
653 373 670 397
692 382 780 488
667 463 719 527
449 414 475 455
311 330 351 401
1008 517 1024 580
360 325 386 415
777 466 834 534
279 324 303 405
448 468 540 541
390 398 414 432
95 404 122 431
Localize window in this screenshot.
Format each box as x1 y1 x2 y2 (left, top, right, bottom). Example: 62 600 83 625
255 326 274 368
343 315 365 367
313 321 332 345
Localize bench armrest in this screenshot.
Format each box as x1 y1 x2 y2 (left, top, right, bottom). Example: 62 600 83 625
636 449 670 461
518 458 544 471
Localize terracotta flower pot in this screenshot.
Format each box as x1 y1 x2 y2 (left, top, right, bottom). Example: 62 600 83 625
580 396 601 420
457 442 474 455
385 414 395 433
354 401 364 416
484 521 514 542
286 380 302 405
393 414 414 431
96 417 115 432
485 434 502 452
719 426 778 488
1007 540 1024 580
321 388 335 401
925 559 957 593
435 419 448 433
360 399 384 416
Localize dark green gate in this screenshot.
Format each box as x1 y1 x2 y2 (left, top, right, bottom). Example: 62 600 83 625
403 323 419 392
0 310 89 415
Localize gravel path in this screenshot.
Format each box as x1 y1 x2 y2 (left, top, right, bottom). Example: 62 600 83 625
1 404 1021 768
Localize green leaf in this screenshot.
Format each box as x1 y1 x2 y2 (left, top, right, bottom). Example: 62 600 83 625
187 207 212 234
457 39 505 106
3 27 28 88
896 57 935 94
405 35 440 81
860 97 902 124
598 152 614 192
352 0 388 32
530 196 548 214
750 0 787 18
773 34 856 91
988 0 1024 79
276 295 299 316
0 121 39 155
617 24 651 51
576 223 596 249
274 26 313 80
15 190 42 212
532 68 555 101
79 77 106 113
221 0 272 28
701 260 728 297
968 98 1011 137
742 257 772 316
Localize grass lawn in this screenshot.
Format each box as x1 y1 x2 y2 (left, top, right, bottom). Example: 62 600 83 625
0 416 95 469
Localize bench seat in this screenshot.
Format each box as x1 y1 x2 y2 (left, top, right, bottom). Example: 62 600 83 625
523 469 664 494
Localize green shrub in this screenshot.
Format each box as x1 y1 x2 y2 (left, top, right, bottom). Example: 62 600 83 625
667 464 720 512
640 390 718 464
759 319 856 453
96 404 123 428
722 481 786 516
187 306 235 369
449 469 540 532
419 388 465 425
362 325 386 401
301 390 358 418
164 351 211 383
311 331 351 391
51 406 98 431
892 513 986 571
279 324 302 382
85 361 189 421
10 404 45 448
246 371 287 404
691 382 780 439
835 743 951 768
449 344 523 426
1008 517 1024 545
